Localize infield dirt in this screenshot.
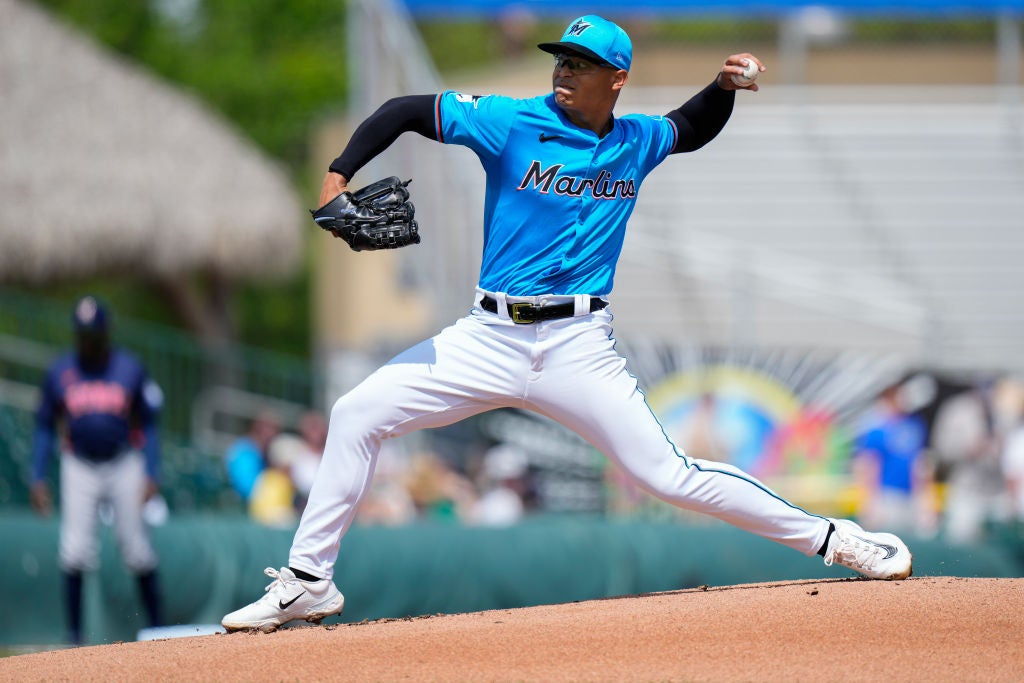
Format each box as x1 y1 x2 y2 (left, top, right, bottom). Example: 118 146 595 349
1 576 1021 682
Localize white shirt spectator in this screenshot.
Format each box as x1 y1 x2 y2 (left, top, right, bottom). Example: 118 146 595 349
1002 425 1024 520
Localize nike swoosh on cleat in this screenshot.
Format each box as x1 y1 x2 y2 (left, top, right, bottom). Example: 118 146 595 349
538 133 562 143
854 535 898 559
279 592 305 610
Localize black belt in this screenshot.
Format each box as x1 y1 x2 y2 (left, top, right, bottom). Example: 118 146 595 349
479 295 607 324
74 449 124 463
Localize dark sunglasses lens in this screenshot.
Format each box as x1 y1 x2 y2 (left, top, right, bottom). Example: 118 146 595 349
554 55 577 70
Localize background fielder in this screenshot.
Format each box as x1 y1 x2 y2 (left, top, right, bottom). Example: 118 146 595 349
223 15 913 634
31 296 164 645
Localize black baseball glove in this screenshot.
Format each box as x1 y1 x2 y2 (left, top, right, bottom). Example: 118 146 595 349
311 177 420 251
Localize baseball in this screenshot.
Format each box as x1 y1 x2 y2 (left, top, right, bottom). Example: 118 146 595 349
730 59 759 87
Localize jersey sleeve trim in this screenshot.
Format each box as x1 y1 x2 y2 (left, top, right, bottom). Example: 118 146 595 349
434 92 445 143
665 116 679 156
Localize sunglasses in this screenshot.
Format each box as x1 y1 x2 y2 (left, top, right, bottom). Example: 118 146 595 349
553 53 603 75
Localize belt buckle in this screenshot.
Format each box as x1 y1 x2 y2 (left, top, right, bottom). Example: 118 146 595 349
510 302 535 324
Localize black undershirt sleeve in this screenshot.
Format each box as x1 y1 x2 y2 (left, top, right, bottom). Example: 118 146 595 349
666 80 736 154
328 94 439 181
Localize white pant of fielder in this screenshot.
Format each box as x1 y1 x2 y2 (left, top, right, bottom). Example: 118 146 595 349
59 450 157 573
289 292 831 579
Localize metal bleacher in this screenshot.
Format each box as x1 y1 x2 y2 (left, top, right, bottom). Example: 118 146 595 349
611 85 1024 373
352 1 1024 374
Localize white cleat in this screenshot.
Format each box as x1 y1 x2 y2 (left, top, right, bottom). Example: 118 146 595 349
823 519 913 581
221 567 344 633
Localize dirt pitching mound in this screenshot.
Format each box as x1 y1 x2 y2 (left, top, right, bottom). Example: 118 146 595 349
2 577 1022 682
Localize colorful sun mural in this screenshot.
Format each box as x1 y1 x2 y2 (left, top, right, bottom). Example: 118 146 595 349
635 364 856 515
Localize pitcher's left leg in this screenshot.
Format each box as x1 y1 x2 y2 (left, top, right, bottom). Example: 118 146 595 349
527 315 829 555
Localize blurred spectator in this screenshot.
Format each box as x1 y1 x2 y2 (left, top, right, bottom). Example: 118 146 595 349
931 382 1004 544
290 410 328 513
1001 398 1024 524
29 296 164 645
852 383 937 537
678 393 729 462
404 451 476 522
991 376 1024 438
249 432 300 528
224 410 280 502
497 6 537 59
355 441 417 526
468 443 530 527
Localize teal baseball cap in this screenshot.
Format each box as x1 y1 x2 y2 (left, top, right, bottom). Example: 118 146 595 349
538 15 632 72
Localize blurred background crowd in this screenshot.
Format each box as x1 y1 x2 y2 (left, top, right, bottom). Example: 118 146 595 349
228 407 540 529
221 370 1024 548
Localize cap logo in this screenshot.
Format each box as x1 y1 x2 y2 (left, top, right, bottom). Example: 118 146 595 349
76 297 98 325
566 19 591 37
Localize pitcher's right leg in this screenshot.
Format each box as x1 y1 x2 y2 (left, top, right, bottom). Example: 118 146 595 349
223 317 531 631
288 317 531 579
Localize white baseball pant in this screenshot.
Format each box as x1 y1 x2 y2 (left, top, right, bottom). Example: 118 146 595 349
59 450 158 573
290 291 831 579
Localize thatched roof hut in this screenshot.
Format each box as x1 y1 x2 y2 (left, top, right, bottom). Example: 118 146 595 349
0 0 303 284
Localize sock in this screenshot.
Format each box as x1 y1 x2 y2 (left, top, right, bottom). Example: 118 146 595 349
817 522 837 557
289 567 322 582
136 570 164 628
63 570 84 645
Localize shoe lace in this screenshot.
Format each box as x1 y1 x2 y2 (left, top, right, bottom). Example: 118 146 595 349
262 567 294 595
823 532 884 571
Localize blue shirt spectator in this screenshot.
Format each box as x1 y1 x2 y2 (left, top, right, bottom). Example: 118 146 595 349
857 408 927 494
225 411 280 501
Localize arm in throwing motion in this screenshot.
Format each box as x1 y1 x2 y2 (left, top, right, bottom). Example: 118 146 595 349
667 53 765 153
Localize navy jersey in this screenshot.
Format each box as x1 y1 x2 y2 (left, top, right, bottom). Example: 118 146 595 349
436 91 678 297
32 349 162 482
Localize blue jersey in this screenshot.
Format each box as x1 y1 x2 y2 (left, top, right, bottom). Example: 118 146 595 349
436 91 678 296
32 349 162 482
856 412 927 493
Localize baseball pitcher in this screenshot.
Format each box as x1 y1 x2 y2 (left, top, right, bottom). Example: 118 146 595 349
223 15 912 633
